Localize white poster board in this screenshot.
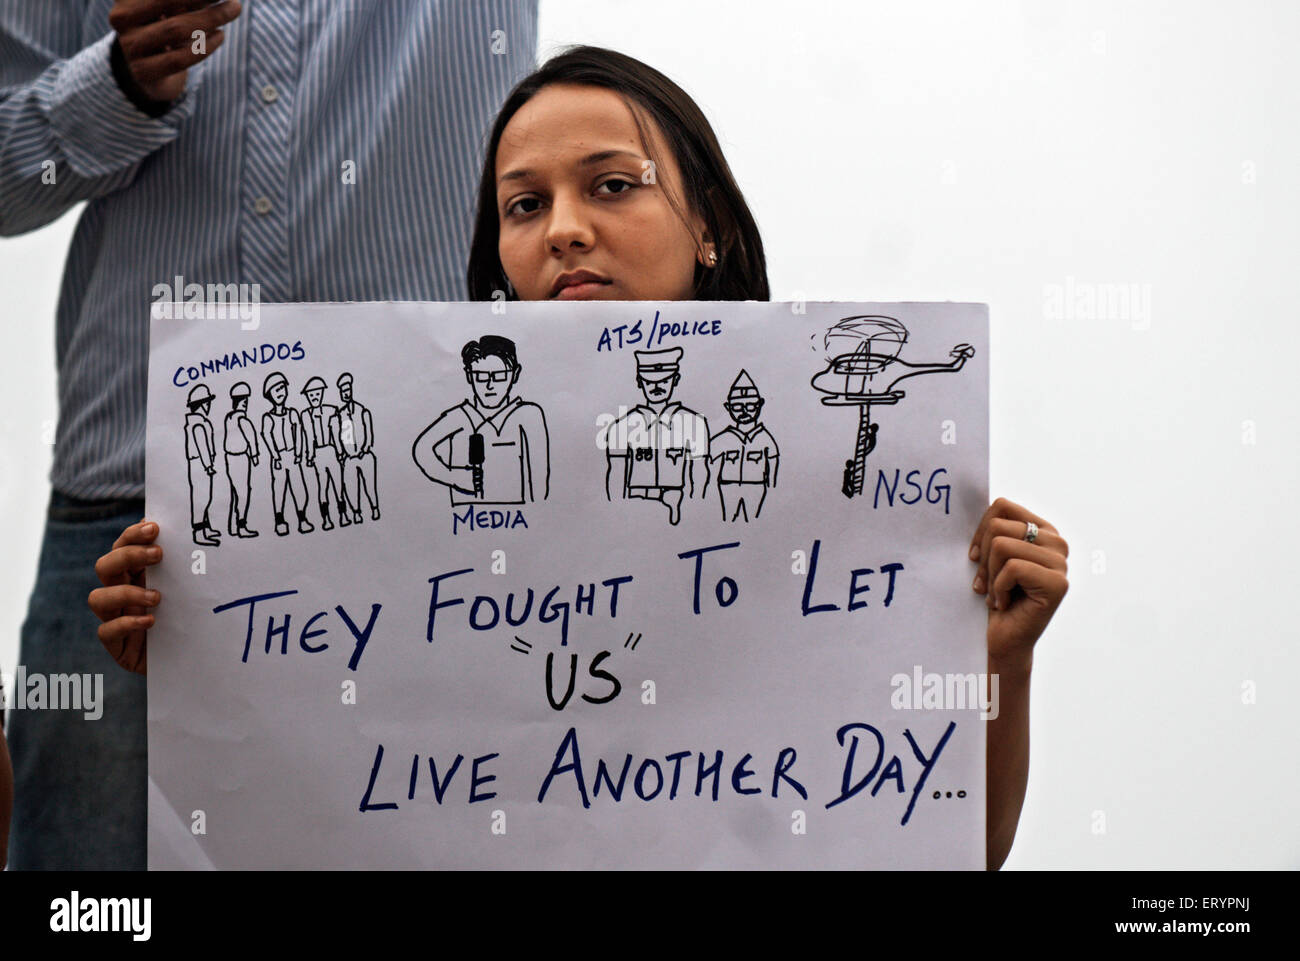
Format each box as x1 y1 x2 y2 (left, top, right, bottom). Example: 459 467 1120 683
145 300 989 869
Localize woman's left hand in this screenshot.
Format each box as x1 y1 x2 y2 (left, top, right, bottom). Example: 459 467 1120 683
968 497 1069 668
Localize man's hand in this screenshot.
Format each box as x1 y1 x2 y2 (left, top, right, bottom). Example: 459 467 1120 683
109 0 243 104
454 466 481 496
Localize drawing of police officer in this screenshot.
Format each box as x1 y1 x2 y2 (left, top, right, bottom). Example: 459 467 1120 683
260 371 314 536
184 383 221 546
331 372 380 524
300 375 349 530
604 347 710 526
223 381 260 538
710 370 779 522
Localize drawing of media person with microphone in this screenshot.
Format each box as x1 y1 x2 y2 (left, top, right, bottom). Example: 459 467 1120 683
411 335 550 508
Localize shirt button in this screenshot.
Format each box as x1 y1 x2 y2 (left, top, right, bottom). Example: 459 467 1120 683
261 84 279 103
253 196 273 215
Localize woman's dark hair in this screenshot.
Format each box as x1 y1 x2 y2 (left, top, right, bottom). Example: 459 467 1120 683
465 45 769 302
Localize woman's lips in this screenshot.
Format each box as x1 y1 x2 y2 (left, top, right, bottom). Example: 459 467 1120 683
555 281 612 300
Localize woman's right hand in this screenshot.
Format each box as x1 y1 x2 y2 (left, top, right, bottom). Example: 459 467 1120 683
89 520 163 675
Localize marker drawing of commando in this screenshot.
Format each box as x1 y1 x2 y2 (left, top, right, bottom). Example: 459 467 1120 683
411 335 550 507
183 384 221 546
260 371 315 536
300 375 351 530
332 372 381 523
223 381 260 538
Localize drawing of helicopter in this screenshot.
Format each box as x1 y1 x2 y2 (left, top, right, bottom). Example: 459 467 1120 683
810 316 974 498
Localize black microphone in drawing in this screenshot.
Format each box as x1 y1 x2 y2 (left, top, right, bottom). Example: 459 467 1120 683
468 432 485 497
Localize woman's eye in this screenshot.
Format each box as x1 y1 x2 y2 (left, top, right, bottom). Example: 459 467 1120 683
506 197 541 217
596 178 636 196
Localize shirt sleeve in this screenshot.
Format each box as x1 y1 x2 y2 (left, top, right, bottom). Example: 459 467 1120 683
411 408 466 486
604 415 629 455
0 20 204 237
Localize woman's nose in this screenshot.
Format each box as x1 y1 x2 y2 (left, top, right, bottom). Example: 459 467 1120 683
545 193 595 252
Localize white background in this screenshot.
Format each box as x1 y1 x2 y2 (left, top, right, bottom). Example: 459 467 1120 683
2 0 1296 869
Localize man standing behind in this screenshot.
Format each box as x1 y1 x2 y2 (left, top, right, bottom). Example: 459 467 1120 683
2 0 536 868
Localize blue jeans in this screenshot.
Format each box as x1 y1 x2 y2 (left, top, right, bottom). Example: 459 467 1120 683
6 491 147 870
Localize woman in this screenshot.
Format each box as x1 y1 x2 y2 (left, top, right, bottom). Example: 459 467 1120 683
92 45 1068 869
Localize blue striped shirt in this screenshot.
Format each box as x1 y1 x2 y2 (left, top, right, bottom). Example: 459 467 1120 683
0 0 538 499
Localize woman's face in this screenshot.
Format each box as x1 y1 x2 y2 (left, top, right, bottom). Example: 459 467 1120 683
495 83 712 302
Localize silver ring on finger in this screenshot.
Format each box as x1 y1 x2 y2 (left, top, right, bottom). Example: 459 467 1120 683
1024 521 1039 543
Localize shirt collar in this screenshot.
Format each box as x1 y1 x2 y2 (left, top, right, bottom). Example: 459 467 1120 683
636 401 681 424
464 395 521 432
